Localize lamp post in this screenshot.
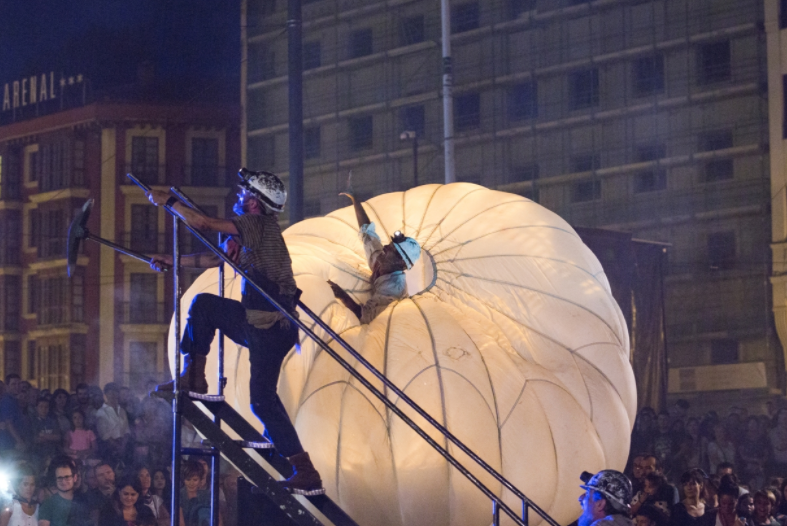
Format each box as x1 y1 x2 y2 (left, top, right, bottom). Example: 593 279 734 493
400 130 418 188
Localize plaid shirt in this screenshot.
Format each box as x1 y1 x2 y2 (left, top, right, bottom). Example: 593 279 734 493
232 213 298 311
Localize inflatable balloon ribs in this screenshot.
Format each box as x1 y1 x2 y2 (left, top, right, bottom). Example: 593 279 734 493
172 183 636 526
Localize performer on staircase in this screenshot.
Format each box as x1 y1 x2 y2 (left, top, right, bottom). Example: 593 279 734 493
145 168 323 496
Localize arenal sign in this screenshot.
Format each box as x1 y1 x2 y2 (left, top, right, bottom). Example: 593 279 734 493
1 71 87 124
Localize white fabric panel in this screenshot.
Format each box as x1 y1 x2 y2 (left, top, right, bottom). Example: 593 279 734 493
170 183 636 526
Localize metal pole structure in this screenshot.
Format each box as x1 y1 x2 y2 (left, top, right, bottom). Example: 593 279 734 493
413 135 419 187
288 0 304 224
170 216 183 526
441 0 456 184
212 232 224 526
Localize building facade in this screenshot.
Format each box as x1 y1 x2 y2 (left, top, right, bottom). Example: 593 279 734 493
0 98 240 391
243 0 780 410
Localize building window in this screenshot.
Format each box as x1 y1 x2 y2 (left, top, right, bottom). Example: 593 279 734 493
569 68 599 110
349 116 374 151
708 231 735 270
508 0 535 19
634 171 666 193
633 55 664 97
247 135 275 171
782 0 787 29
40 208 65 259
571 154 600 172
698 41 731 84
129 273 159 324
509 82 537 121
508 164 539 184
400 15 425 46
303 41 321 69
129 342 159 388
27 150 38 182
350 28 373 58
0 150 21 201
129 204 159 253
28 275 38 315
0 210 21 265
304 127 321 159
39 276 69 325
130 136 160 185
72 140 85 187
710 339 739 364
699 130 733 182
455 93 481 130
4 341 20 377
190 137 220 186
38 343 67 390
572 180 601 202
1 276 20 332
452 2 480 33
399 105 425 137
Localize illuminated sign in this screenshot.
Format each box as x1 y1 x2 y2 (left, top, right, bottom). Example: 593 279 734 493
0 72 87 125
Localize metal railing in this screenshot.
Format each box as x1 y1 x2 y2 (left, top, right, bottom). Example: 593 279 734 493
155 179 561 526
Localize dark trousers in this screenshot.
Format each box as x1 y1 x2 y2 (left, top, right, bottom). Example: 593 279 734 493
181 293 304 457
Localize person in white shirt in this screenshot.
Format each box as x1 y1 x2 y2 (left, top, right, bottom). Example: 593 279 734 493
94 382 130 459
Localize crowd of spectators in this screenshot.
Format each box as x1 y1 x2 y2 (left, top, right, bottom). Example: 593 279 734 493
623 398 787 526
0 374 239 526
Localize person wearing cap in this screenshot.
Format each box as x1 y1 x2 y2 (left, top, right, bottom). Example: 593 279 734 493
144 168 324 497
579 470 635 526
329 189 421 323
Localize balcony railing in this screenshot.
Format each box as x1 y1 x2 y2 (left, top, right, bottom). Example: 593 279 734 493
39 305 83 326
123 302 166 324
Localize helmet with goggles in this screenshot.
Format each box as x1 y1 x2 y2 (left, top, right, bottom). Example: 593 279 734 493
237 167 286 213
390 230 421 269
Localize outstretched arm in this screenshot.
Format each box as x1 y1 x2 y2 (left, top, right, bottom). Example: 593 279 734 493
146 190 239 235
327 280 362 320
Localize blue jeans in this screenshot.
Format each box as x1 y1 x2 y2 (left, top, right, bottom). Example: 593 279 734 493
181 293 304 457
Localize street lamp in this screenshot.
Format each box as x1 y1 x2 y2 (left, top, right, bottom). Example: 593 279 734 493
400 130 418 188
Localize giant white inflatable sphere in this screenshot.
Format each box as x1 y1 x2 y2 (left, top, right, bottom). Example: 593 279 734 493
170 183 636 526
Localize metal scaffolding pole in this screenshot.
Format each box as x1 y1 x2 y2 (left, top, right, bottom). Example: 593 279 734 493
288 0 304 223
441 0 456 184
170 215 182 526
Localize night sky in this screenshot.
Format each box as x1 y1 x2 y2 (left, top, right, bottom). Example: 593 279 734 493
0 0 241 101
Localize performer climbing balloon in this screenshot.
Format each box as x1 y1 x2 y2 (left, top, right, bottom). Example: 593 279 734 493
145 168 324 496
328 178 421 323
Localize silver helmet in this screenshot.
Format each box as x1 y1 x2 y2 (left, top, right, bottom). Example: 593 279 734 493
238 167 286 213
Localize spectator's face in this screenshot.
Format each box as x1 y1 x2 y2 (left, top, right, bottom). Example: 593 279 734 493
683 480 701 500
717 467 733 478
55 467 75 493
119 388 131 404
632 456 645 481
105 389 119 406
635 515 655 526
36 400 49 418
578 490 606 526
6 377 19 395
138 468 151 492
754 496 771 521
153 471 166 490
16 476 36 501
740 496 754 517
719 494 736 516
96 465 115 491
687 420 699 436
184 475 201 493
119 485 139 509
77 387 89 404
644 481 657 496
657 414 670 432
72 412 84 429
90 391 104 408
55 393 67 410
640 457 658 476
18 382 29 396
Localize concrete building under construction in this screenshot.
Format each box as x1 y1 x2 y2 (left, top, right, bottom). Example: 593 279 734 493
243 0 782 410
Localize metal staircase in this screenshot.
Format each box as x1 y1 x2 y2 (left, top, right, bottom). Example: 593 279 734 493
130 176 562 526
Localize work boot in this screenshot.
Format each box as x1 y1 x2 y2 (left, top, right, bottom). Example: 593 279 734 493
280 452 325 496
155 354 208 394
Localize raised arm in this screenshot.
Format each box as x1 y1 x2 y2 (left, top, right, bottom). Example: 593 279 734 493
146 190 239 235
340 192 370 229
